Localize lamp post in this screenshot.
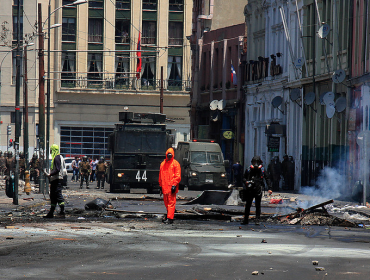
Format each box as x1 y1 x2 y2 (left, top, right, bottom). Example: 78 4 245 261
45 0 87 182
23 42 34 171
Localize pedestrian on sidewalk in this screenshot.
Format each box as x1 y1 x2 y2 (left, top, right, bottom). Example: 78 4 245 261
242 156 269 225
159 147 181 224
44 144 65 218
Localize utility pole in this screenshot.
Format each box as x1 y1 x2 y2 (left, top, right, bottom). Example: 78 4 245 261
13 0 22 205
23 44 29 170
38 3 45 194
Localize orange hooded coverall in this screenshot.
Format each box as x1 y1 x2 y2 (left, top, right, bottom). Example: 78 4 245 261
159 148 181 220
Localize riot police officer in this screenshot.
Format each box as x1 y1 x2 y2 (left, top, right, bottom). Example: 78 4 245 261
242 156 269 225
6 152 14 174
19 152 26 180
30 153 40 184
96 156 107 189
0 150 6 177
79 156 91 189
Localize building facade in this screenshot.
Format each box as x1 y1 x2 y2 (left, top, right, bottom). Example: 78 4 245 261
190 0 246 171
0 0 192 161
243 0 351 191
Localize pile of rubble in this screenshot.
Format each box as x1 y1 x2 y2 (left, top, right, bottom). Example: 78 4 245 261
271 199 359 227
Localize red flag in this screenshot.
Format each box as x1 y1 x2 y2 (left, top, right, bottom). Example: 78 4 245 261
136 32 142 79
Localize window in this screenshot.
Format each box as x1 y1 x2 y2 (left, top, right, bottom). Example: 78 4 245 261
61 52 76 87
62 0 76 5
169 0 183 11
89 0 104 9
13 0 23 5
12 15 23 41
115 20 130 44
168 22 183 46
62 18 76 42
116 0 130 10
142 21 156 45
60 126 113 159
115 55 129 88
139 57 156 89
88 18 103 43
143 0 157 10
167 56 182 90
87 53 103 87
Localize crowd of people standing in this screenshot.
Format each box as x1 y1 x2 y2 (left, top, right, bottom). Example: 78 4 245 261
71 156 107 189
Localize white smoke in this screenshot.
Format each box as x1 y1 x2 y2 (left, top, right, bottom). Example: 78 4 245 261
300 166 347 208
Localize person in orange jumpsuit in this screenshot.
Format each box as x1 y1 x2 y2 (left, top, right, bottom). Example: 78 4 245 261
159 147 181 224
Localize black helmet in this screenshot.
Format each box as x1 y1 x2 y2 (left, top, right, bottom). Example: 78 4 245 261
8 151 13 157
251 156 262 166
100 156 104 161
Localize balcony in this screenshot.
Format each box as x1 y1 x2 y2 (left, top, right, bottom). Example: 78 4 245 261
61 76 191 92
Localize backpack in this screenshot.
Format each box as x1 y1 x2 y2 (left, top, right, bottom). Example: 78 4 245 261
60 155 68 186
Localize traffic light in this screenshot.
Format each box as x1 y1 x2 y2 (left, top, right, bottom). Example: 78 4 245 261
9 139 13 148
7 125 11 135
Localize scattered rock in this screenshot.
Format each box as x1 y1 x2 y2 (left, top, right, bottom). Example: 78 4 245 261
251 271 259 275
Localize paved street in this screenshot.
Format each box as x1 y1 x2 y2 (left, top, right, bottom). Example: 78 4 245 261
0 177 369 279
0 218 370 279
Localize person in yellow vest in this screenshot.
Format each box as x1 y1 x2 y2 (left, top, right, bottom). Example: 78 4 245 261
44 144 65 218
79 156 91 189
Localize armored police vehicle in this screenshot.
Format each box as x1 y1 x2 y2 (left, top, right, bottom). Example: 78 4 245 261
175 140 229 190
107 112 173 193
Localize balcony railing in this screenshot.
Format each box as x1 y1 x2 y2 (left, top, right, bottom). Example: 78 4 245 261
61 76 191 92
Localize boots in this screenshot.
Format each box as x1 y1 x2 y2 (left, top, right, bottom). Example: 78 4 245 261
59 204 65 217
163 219 173 224
240 219 249 225
44 206 55 219
162 214 167 223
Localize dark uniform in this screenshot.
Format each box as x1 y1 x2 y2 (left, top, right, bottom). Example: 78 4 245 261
5 152 15 176
96 157 107 189
286 156 295 190
44 144 65 218
267 156 281 191
0 151 6 176
232 161 243 188
19 152 26 180
242 156 269 225
79 156 91 189
281 155 289 190
30 154 40 184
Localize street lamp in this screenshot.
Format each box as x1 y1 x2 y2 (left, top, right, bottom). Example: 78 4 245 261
40 0 87 194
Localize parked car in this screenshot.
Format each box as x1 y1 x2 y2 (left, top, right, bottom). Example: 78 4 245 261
64 157 75 173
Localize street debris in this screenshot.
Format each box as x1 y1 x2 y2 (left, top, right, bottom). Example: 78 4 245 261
85 198 113 211
312 260 319 265
270 199 359 227
185 190 232 205
251 271 259 275
315 267 325 271
269 198 283 204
